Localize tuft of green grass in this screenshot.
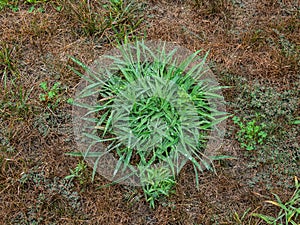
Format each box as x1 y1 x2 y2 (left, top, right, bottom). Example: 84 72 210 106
61 0 144 43
0 0 9 10
140 166 176 209
0 42 18 89
70 41 228 208
103 0 144 43
0 84 33 121
65 160 88 185
232 208 256 225
252 176 300 225
61 0 104 36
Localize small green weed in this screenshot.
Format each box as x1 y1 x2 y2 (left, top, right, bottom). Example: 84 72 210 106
26 0 47 12
252 176 300 225
39 81 62 109
50 1 62 12
0 0 8 10
65 160 87 185
233 116 267 151
33 110 72 137
0 126 15 152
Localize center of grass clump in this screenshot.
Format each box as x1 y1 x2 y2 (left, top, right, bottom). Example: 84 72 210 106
110 60 212 169
129 96 180 161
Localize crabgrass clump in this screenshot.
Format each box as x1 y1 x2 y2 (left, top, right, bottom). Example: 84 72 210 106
71 41 227 208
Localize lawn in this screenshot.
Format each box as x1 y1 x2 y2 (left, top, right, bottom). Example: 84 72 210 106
0 0 299 224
